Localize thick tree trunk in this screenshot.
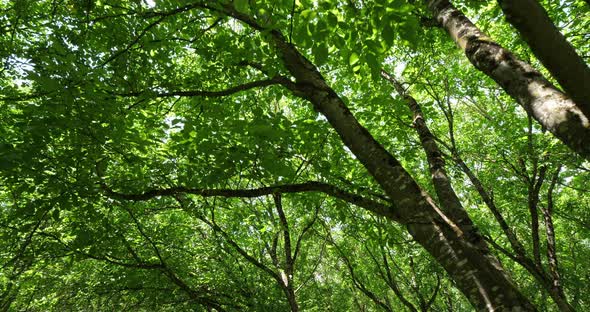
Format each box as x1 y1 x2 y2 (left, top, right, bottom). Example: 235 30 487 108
269 34 536 312
497 0 590 118
427 0 590 160
219 5 536 310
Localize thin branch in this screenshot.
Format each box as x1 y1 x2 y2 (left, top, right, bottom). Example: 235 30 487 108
124 207 166 265
99 3 202 66
293 203 320 262
198 212 280 282
483 236 522 265
101 181 397 221
113 76 292 99
542 166 563 291
381 69 467 238
38 230 163 270
367 245 417 312
529 165 547 268
294 231 328 294
289 0 296 43
273 193 294 281
425 274 441 311
329 236 392 312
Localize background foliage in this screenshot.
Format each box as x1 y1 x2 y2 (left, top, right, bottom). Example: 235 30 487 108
1 0 589 311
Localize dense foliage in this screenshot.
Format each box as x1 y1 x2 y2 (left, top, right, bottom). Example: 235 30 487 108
1 0 589 311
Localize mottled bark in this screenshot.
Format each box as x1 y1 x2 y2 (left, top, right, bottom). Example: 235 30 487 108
381 70 475 235
427 0 590 159
194 4 539 310
268 30 536 312
273 194 299 312
497 0 590 118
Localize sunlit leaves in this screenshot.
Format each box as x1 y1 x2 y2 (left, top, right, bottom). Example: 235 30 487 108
1 0 589 311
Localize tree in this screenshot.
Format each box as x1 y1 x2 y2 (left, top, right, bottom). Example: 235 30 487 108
1 0 588 311
497 0 590 117
427 0 590 159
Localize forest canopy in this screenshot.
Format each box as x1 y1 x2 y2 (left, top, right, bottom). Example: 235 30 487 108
1 0 589 311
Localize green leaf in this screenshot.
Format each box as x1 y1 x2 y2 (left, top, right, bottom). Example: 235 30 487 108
327 12 338 26
234 0 249 13
313 44 329 66
349 52 360 66
382 22 395 46
365 53 381 80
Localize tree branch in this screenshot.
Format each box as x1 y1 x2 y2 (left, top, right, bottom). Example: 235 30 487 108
328 233 392 312
542 167 563 290
99 3 203 66
292 203 320 262
529 165 547 268
101 181 398 221
114 76 293 99
273 193 294 285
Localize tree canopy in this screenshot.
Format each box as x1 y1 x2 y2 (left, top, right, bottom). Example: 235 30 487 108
1 0 589 311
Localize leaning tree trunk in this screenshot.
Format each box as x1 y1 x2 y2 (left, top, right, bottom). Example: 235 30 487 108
219 5 537 310
497 0 590 118
380 71 469 220
426 0 590 160
269 32 536 312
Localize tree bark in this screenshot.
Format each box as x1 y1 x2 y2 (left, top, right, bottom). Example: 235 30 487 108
381 70 475 233
427 0 590 160
381 71 575 311
497 0 590 118
273 194 300 312
213 4 537 311
540 167 573 312
270 31 536 312
528 165 546 270
417 83 574 311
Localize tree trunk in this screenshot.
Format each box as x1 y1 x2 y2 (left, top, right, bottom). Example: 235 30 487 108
273 194 300 312
220 5 537 310
283 286 299 312
381 70 474 231
497 0 590 118
270 32 536 312
427 0 590 160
